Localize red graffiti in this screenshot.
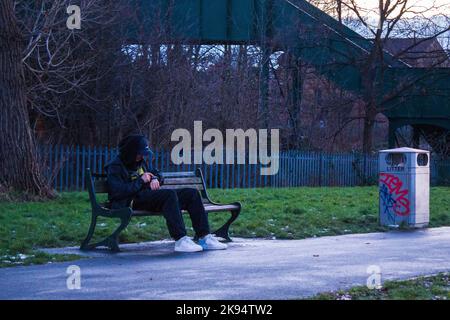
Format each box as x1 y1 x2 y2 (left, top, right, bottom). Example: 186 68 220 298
379 173 410 216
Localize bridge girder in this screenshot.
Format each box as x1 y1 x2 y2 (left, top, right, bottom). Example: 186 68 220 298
129 0 450 135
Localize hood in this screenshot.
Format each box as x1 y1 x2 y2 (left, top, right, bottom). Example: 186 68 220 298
118 134 151 169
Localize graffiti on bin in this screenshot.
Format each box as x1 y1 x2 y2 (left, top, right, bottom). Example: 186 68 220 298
379 173 410 223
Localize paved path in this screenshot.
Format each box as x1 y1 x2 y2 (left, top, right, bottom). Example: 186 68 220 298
1 227 449 299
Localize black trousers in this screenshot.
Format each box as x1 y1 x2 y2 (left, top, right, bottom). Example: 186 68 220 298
133 188 210 241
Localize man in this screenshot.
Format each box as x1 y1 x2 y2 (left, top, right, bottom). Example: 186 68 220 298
105 134 227 252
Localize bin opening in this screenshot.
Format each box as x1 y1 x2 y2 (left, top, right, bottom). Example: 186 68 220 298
417 153 429 166
385 153 406 167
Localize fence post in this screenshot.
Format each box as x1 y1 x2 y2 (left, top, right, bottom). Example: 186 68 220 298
220 162 224 189
75 145 79 191
209 163 213 188
48 144 53 188
318 152 322 187
66 145 70 191
58 144 63 192
237 162 241 188
226 163 230 189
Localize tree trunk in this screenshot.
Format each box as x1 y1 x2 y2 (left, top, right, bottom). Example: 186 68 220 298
0 0 54 198
362 115 375 154
360 60 379 154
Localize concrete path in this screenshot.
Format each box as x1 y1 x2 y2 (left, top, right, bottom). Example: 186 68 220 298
0 227 449 300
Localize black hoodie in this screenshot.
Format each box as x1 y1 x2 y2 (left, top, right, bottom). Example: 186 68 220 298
105 135 163 209
118 134 151 170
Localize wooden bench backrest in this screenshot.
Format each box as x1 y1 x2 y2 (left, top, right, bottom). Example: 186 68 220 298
85 168 209 207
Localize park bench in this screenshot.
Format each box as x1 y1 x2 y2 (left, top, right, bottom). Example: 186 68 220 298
80 168 242 252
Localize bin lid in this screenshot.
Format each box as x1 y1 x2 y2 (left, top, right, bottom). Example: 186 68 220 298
379 147 430 154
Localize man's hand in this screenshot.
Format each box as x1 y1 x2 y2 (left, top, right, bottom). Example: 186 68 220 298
150 178 160 190
141 172 153 183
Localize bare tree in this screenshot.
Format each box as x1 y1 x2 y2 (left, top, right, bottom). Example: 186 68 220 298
341 0 449 152
0 0 54 198
305 0 449 152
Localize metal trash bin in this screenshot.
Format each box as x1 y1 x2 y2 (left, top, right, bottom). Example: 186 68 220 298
379 147 430 228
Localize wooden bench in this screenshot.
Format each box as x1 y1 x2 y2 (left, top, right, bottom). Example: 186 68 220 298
80 168 242 252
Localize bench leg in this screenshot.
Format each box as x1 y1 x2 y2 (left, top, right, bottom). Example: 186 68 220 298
80 215 98 251
213 208 241 242
80 208 132 252
83 215 131 252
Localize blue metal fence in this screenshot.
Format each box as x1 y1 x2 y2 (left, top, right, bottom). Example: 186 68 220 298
38 145 450 192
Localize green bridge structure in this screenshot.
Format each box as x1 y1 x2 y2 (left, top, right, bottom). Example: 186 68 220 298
128 0 450 153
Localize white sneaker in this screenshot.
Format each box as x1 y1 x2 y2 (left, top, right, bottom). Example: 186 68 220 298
198 234 228 250
174 236 203 253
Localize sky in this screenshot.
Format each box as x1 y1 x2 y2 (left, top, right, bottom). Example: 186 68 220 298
348 0 450 17
335 0 450 48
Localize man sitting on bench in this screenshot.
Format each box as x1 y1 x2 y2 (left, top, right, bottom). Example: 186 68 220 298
105 134 227 253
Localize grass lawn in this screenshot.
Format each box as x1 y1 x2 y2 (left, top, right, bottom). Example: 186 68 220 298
0 187 449 267
312 273 450 300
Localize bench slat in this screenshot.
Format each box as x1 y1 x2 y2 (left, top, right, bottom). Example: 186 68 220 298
131 203 239 217
204 204 240 212
131 210 161 216
163 177 203 185
162 171 196 178
94 180 108 193
94 178 203 194
94 184 205 194
160 184 204 191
